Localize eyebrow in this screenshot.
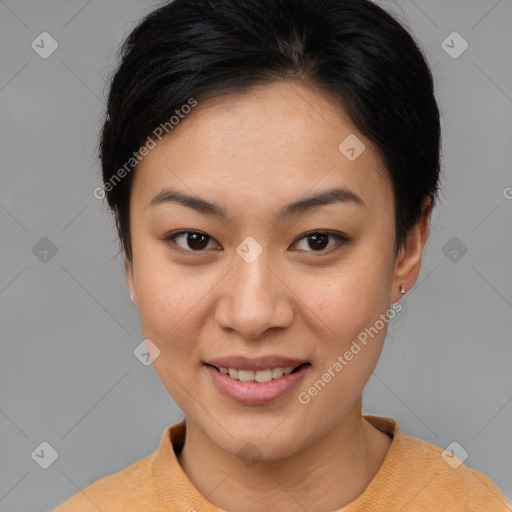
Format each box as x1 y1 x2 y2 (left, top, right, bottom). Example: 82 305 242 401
148 186 365 219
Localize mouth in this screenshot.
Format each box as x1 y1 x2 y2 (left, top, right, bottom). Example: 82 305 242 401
205 362 311 383
204 360 311 405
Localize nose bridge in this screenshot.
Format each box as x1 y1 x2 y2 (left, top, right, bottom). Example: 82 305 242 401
216 238 293 337
233 240 276 308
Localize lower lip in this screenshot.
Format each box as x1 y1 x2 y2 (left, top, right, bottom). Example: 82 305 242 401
205 364 310 405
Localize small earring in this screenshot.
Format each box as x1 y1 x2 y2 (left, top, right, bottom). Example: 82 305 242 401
399 284 406 295
130 291 134 302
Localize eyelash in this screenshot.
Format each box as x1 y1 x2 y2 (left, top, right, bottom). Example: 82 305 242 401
164 230 350 255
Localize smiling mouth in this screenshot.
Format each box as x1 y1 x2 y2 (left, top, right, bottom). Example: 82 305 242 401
205 362 310 383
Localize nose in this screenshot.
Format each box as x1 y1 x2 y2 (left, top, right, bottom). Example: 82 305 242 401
214 251 294 339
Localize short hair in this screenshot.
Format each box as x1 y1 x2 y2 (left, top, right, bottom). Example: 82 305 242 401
99 0 442 263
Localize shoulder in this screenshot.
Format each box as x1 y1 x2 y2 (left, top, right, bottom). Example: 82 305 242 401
52 451 156 512
395 431 510 511
360 415 511 512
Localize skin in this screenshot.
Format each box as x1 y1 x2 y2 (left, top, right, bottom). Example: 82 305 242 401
125 80 432 511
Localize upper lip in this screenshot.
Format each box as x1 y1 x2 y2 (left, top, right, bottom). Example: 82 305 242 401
205 356 309 371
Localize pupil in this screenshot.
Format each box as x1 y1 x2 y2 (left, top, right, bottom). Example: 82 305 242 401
188 233 208 250
309 233 328 251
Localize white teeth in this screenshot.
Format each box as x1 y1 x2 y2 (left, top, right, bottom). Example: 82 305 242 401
271 368 284 379
238 369 255 382
217 365 305 382
255 369 273 383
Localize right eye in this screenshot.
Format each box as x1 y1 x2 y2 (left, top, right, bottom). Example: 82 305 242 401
165 230 220 252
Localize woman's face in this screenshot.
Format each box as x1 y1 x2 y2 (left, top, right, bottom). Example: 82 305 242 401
126 81 418 460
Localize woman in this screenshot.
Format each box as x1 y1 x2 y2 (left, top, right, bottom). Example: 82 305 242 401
54 0 510 510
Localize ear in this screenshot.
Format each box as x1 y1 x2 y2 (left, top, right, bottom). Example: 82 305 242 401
125 257 137 304
391 196 433 303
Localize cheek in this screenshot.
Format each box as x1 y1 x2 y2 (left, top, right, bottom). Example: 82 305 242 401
296 249 393 391
296 277 389 418
310 284 388 378
133 255 226 367
133 261 211 401
299 257 391 342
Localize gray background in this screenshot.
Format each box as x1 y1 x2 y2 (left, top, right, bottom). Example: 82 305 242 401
1 0 511 510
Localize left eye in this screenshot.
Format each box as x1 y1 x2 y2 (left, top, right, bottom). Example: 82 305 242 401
295 231 348 253
165 230 348 254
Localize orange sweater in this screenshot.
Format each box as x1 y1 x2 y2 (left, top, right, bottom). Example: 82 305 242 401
53 415 511 511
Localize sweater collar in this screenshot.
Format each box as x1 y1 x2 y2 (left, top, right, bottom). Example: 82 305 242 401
152 414 400 511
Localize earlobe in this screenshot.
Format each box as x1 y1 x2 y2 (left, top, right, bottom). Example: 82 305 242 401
392 196 433 302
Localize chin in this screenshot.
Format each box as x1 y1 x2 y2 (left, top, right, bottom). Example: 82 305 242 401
206 419 313 463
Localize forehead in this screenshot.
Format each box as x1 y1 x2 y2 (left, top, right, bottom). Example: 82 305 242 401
131 80 392 219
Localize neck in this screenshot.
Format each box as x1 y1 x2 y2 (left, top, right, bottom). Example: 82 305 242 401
177 398 391 512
